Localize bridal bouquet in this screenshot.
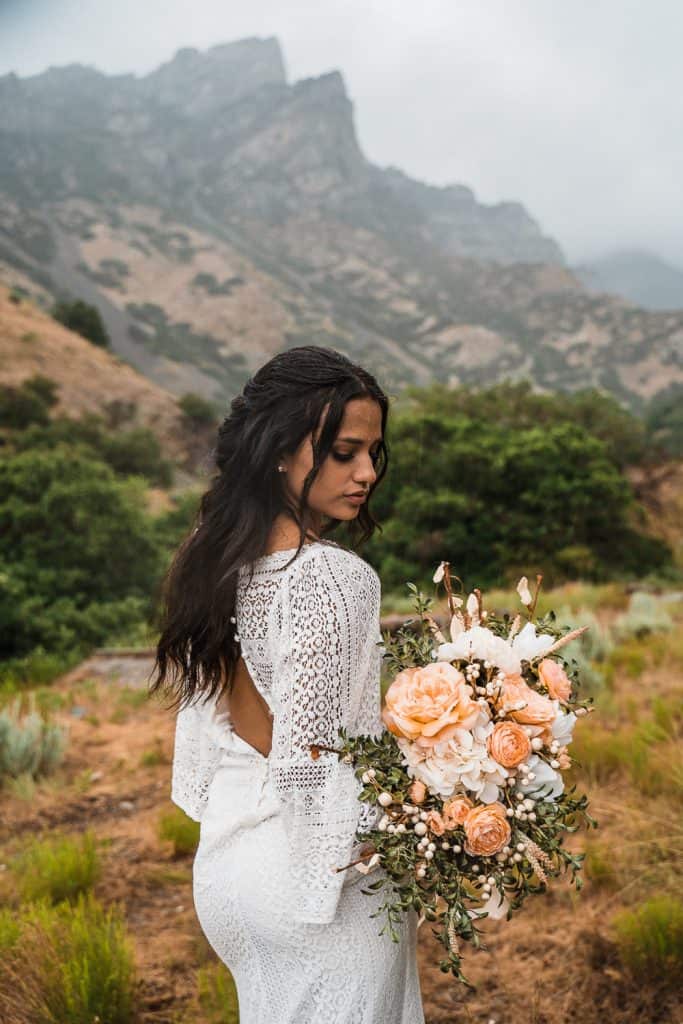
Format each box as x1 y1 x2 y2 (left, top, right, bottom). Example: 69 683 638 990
311 561 596 985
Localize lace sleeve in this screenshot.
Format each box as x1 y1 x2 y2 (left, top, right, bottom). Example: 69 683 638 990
170 698 223 822
270 547 368 925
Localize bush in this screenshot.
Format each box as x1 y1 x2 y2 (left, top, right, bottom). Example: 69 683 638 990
0 383 50 430
0 694 67 782
198 962 240 1024
0 893 137 1023
0 445 163 659
613 592 674 641
52 299 111 349
159 805 200 857
178 392 220 426
10 830 100 905
613 896 683 988
12 413 173 487
361 390 672 591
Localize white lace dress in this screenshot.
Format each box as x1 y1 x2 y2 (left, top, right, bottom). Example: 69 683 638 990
171 539 425 1024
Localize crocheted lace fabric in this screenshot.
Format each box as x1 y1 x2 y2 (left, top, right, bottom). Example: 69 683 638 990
171 540 425 1023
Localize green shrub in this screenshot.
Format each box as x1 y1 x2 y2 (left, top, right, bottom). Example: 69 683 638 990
178 391 220 426
0 892 137 1023
613 896 683 987
584 840 619 890
0 383 51 430
197 962 240 1024
0 444 163 660
140 744 168 767
553 605 613 662
0 694 67 781
0 647 81 697
159 806 200 857
0 908 21 953
52 298 111 348
613 592 674 641
11 830 100 905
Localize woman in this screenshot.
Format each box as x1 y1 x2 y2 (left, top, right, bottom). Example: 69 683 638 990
150 346 425 1023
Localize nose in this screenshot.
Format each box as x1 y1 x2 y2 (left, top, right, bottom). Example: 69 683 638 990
353 452 377 489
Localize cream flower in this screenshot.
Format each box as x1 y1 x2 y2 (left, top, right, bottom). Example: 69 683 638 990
510 622 555 663
436 625 522 676
516 754 564 800
398 709 507 802
517 576 533 606
551 710 577 748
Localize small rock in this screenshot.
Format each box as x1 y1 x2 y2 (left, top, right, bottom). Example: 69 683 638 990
175 905 185 913
119 800 135 811
90 770 103 782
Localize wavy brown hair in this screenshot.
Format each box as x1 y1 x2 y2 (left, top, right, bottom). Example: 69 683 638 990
149 345 389 712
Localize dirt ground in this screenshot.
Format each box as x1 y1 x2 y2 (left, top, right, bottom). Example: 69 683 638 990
1 623 681 1024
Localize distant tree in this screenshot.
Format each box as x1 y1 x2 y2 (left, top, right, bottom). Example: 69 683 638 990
52 299 111 349
645 383 683 459
360 397 672 592
178 392 220 427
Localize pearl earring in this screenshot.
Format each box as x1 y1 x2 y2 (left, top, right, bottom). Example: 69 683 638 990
277 465 286 472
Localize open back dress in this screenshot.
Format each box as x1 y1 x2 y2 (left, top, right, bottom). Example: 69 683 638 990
170 538 425 1024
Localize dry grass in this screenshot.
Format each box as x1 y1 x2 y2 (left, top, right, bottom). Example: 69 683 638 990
0 597 680 1023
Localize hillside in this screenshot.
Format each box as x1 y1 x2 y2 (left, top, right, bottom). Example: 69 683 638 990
576 250 683 311
0 283 195 466
1 38 682 409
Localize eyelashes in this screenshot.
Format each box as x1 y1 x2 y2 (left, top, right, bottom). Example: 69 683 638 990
332 450 382 465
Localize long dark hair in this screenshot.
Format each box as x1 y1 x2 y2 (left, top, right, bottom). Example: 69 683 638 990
149 345 390 713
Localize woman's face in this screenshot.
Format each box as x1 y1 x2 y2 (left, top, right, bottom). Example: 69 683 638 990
281 396 383 528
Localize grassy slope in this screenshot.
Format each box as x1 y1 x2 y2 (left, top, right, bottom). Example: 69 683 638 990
0 282 191 465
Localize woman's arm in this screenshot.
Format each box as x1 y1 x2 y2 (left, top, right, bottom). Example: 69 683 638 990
269 546 368 925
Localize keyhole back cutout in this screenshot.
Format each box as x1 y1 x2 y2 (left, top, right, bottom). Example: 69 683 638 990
217 655 273 759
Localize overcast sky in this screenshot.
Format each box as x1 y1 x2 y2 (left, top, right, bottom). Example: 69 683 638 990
2 0 682 267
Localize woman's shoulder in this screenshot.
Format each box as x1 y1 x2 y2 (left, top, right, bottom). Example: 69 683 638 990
296 538 379 579
243 537 380 593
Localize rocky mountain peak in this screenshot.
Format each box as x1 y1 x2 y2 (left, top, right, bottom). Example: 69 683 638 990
141 36 287 116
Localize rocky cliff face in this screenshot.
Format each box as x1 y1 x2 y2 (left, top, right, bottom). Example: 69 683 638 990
1 37 681 409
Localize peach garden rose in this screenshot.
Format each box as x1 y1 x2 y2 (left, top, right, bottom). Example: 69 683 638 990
538 658 572 703
499 674 556 729
487 721 532 768
442 795 473 829
382 662 481 749
463 802 512 857
425 810 446 836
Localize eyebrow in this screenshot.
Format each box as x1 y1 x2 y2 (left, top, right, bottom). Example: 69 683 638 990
336 436 383 445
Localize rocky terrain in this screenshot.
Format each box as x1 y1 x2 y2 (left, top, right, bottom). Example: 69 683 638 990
1 37 682 409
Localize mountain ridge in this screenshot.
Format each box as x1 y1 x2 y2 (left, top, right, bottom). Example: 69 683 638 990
1 37 681 410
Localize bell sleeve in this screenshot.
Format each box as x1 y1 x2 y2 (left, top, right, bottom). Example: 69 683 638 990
170 696 224 822
269 547 368 925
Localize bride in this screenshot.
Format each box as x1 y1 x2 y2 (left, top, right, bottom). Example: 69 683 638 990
150 345 425 1023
